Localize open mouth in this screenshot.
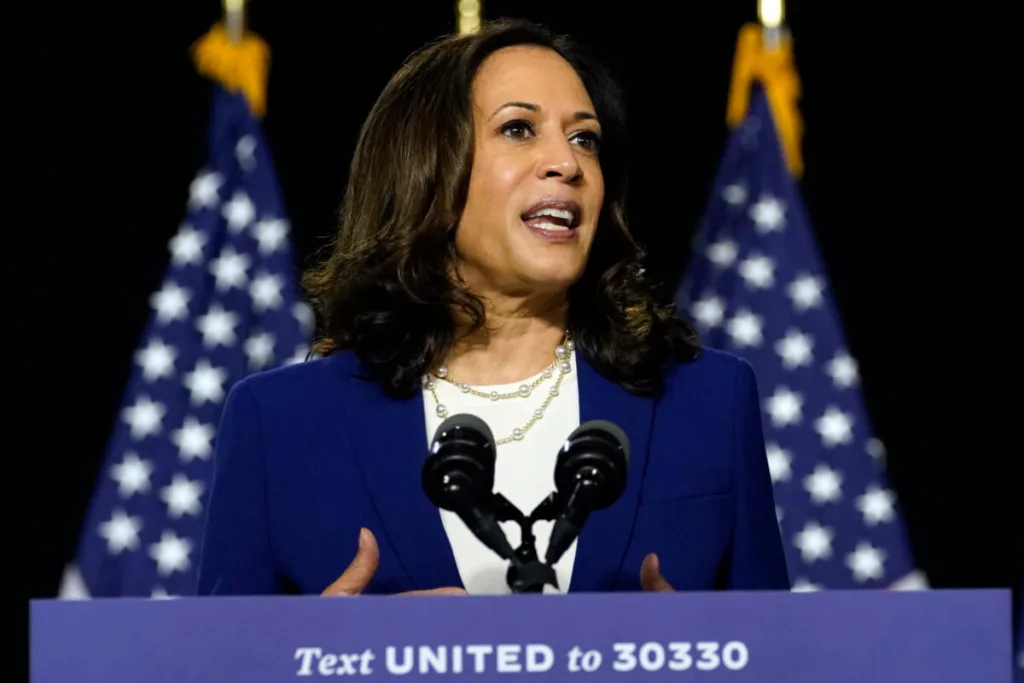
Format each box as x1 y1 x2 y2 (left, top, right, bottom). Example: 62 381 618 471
521 199 581 240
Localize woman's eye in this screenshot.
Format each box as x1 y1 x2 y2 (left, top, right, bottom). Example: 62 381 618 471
500 120 534 139
572 131 601 153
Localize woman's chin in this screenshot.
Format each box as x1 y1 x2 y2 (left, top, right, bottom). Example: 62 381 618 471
516 262 586 292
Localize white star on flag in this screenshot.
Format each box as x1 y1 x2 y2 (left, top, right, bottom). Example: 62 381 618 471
99 510 142 554
815 407 854 447
856 485 895 525
846 542 886 582
721 183 748 206
794 521 834 563
250 271 284 312
765 443 793 483
748 193 787 232
171 416 215 462
826 352 860 388
160 474 205 519
221 191 256 233
738 253 775 289
109 452 153 498
149 531 192 577
690 295 726 328
706 239 738 268
235 134 257 171
725 309 764 347
209 246 251 291
121 396 166 440
183 359 228 405
188 171 222 209
254 218 289 254
765 386 804 428
775 329 814 369
787 273 825 311
168 224 207 266
196 304 239 348
245 332 276 370
134 339 177 382
149 282 191 324
803 464 843 504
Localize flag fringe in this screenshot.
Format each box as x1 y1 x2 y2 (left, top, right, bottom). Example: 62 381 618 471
191 22 270 118
726 23 803 178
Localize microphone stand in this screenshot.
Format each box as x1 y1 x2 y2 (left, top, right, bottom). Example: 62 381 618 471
490 492 561 594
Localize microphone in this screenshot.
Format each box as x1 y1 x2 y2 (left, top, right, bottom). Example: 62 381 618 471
545 420 630 566
422 414 517 561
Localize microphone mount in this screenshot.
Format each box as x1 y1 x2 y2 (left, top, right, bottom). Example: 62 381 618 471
489 491 563 594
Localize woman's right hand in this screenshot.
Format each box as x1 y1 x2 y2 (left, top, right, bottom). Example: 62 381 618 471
321 527 467 597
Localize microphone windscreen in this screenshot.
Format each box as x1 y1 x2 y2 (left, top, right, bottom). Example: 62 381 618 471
565 419 630 463
432 412 495 448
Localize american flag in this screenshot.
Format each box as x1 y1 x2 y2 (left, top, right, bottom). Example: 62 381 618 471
675 84 925 591
59 86 311 599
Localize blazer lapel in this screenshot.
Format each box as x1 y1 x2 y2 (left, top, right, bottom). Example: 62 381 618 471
339 360 463 591
568 354 654 592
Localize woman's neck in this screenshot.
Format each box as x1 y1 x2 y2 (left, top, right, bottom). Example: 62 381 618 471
443 294 568 386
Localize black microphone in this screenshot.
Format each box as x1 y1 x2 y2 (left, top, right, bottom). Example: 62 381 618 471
545 420 630 566
422 414 517 561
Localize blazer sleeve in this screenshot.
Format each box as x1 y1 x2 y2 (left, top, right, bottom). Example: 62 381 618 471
196 378 277 595
726 359 791 589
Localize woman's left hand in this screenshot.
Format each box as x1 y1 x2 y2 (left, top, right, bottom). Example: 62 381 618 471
640 553 675 592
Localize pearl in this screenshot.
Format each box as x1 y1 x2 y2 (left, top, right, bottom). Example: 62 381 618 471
533 408 543 418
489 390 499 401
460 383 470 392
542 368 553 379
518 384 530 397
512 428 524 440
549 386 559 396
559 360 571 373
435 404 448 417
436 366 448 378
566 339 575 351
424 378 435 389
555 345 568 360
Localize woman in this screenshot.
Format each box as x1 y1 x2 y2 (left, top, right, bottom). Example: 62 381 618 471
196 18 790 597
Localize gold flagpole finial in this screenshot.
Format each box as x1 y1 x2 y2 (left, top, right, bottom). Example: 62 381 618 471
457 0 482 35
224 0 246 43
726 0 803 176
192 0 268 116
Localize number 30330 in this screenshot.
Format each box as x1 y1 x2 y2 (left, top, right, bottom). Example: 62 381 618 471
610 641 750 672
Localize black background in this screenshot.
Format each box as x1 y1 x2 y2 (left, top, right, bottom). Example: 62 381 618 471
17 0 1020 677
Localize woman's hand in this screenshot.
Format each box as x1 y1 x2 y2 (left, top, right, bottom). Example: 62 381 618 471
640 553 675 592
321 528 468 597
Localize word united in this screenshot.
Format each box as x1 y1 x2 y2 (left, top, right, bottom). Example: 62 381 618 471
294 641 750 676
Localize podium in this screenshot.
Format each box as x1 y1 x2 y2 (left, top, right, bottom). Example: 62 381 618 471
31 589 1012 682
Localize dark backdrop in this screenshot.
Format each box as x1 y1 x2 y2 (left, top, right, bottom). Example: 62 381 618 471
18 0 1020 676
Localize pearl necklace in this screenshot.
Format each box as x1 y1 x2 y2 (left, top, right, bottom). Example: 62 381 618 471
423 333 573 445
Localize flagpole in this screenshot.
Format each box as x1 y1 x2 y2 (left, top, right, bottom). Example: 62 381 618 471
457 0 482 34
758 0 785 47
224 0 245 43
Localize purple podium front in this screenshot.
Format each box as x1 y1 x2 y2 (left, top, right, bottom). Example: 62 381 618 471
31 589 1012 682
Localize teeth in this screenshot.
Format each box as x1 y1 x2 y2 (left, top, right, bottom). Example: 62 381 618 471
530 222 570 231
526 207 575 223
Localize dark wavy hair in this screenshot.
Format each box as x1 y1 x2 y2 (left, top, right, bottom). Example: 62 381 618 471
302 18 700 399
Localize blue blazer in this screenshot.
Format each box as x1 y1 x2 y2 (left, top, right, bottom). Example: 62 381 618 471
196 346 790 595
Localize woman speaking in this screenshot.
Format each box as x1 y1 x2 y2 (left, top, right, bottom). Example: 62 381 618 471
196 18 790 597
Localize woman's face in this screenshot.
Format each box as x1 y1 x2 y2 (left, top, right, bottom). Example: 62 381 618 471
454 45 605 299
